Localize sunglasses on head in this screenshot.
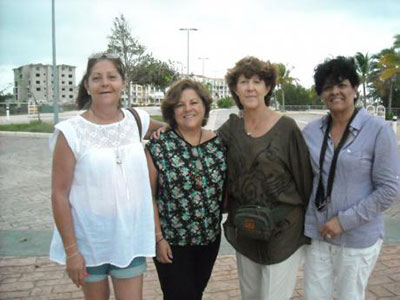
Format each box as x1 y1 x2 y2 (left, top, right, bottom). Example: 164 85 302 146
89 52 120 60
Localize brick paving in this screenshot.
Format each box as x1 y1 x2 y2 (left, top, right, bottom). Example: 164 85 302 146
1 112 400 299
0 246 400 299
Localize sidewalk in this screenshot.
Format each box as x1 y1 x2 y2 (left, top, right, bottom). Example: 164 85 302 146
1 244 400 299
1 111 400 299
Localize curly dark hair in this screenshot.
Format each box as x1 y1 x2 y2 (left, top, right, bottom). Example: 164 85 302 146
314 56 360 96
225 56 278 109
161 79 213 129
76 53 126 110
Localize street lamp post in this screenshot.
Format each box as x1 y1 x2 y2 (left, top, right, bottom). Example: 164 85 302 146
198 57 209 76
52 0 59 124
179 28 198 76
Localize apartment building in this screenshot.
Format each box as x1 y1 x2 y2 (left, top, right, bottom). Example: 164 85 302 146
191 75 231 100
130 83 164 105
13 64 77 105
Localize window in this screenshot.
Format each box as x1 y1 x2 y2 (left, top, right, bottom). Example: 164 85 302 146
69 95 73 99
36 87 41 91
62 81 65 84
69 67 72 71
61 74 65 77
69 88 73 91
36 81 40 84
62 94 65 98
62 88 65 91
68 74 72 78
36 73 40 77
36 67 39 70
68 81 73 85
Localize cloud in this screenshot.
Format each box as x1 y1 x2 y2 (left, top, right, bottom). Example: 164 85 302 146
1 0 399 90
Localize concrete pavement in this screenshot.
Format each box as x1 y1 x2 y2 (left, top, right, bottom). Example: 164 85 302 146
1 110 400 299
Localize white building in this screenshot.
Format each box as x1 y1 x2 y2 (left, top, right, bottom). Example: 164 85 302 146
191 75 231 100
13 64 77 105
129 83 164 105
119 74 231 107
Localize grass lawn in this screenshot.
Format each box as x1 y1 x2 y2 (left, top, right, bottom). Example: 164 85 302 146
0 121 54 133
0 115 164 133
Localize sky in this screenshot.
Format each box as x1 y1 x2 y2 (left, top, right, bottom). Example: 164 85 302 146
1 0 399 94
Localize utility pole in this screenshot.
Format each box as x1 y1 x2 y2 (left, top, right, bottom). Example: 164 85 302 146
52 0 59 124
179 28 198 76
198 57 209 76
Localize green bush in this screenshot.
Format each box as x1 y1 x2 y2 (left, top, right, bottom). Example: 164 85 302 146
385 111 395 120
217 97 234 108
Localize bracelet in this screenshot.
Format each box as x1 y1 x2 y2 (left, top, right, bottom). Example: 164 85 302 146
66 251 79 260
155 232 162 236
64 243 76 250
156 237 164 244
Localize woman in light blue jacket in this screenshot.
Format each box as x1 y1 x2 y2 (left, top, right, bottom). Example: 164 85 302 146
302 56 400 300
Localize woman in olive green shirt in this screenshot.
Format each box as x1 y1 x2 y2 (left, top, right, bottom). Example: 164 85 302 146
218 56 313 300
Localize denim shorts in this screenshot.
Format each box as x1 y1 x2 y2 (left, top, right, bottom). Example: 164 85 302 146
85 256 147 283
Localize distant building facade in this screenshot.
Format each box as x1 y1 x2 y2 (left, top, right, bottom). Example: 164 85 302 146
190 75 231 100
13 64 77 105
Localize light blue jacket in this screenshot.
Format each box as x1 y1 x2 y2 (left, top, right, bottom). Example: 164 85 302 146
302 108 400 248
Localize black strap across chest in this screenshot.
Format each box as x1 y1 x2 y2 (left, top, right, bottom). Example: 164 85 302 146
127 107 142 141
314 108 359 211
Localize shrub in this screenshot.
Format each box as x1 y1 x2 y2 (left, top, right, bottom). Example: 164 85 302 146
217 97 234 108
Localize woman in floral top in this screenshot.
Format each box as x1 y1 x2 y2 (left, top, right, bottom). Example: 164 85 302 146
145 79 227 300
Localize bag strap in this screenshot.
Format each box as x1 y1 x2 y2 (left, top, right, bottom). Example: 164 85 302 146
127 107 142 141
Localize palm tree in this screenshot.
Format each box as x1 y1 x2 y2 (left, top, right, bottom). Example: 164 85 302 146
378 48 400 114
393 34 400 49
354 52 373 107
276 63 297 111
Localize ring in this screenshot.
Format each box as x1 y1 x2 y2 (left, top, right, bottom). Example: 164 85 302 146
325 233 332 239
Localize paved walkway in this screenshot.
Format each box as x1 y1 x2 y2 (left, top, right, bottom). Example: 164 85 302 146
1 111 400 299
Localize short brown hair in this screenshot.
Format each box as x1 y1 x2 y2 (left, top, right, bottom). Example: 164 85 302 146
162 79 213 129
225 56 277 109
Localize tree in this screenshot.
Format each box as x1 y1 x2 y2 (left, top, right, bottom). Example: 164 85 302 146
275 63 297 111
376 35 400 115
354 52 373 107
378 49 400 114
132 55 178 91
107 14 146 105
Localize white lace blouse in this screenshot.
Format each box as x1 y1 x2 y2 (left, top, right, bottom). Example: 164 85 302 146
49 108 155 267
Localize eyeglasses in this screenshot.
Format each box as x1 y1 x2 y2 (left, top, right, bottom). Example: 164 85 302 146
89 52 120 60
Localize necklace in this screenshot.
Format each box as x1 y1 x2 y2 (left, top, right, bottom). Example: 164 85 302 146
176 128 204 188
176 128 203 146
90 108 123 164
115 121 122 165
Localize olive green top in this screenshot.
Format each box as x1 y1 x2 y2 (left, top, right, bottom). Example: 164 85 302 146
218 114 313 264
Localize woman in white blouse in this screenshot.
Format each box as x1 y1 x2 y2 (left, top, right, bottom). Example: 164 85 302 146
50 53 163 299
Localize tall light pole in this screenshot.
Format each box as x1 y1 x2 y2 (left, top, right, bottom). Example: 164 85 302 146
198 57 209 76
52 0 59 124
179 28 198 76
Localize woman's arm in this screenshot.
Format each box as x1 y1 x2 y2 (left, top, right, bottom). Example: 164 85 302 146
145 148 173 263
288 125 314 206
51 132 86 287
337 123 400 231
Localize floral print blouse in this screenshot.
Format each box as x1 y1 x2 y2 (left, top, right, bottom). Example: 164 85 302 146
146 129 227 246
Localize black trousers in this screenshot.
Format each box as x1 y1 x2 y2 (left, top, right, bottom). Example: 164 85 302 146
154 234 221 300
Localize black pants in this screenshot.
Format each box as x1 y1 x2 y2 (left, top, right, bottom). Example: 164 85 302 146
154 234 221 300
